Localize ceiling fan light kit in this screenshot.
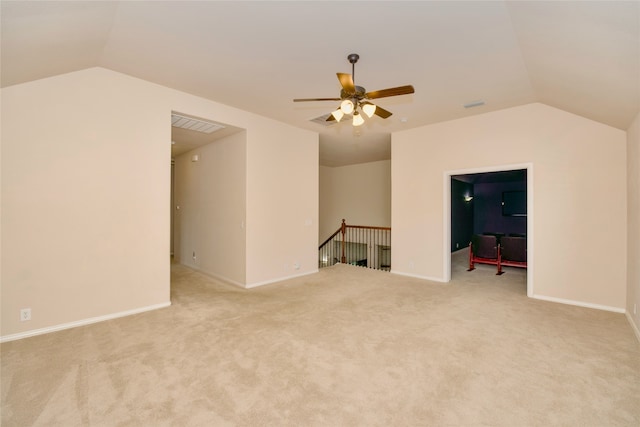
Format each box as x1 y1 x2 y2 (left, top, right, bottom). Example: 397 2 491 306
340 99 355 115
294 53 415 127
362 102 376 118
331 109 344 122
352 112 365 126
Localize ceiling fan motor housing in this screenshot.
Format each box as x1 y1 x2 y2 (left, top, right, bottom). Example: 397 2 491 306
340 86 366 100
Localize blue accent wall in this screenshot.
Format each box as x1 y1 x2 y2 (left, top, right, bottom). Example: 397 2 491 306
474 181 527 236
451 172 527 253
451 179 474 251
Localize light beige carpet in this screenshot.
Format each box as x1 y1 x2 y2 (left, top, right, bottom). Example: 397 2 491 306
2 251 639 426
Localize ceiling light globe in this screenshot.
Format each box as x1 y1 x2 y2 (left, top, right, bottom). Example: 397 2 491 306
353 112 365 126
331 109 344 122
340 99 354 115
362 103 376 118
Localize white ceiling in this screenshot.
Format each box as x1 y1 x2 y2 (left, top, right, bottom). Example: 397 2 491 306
2 1 639 166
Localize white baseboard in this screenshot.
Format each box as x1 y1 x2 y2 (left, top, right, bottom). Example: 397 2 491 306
187 265 246 288
626 312 640 342
390 270 448 283
532 294 625 313
0 302 171 343
179 263 319 290
245 269 319 289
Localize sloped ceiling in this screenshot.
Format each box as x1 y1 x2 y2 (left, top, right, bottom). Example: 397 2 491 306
2 1 638 166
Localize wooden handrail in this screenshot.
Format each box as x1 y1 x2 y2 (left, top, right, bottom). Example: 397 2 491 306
319 219 392 249
319 219 392 268
319 227 342 249
343 224 391 231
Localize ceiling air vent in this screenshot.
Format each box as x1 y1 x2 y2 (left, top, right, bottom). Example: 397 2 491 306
463 100 485 109
171 114 225 133
310 113 338 126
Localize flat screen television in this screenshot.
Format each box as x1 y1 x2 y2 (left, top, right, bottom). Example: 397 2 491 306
502 191 526 216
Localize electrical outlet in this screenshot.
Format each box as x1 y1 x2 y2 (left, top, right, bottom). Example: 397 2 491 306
20 308 31 321
634 304 637 315
192 251 196 261
294 262 300 270
456 243 459 249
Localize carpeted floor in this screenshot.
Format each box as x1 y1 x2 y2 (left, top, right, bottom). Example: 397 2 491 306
2 251 639 426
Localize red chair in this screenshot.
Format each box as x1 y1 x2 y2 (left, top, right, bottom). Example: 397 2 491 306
467 234 502 275
499 236 527 271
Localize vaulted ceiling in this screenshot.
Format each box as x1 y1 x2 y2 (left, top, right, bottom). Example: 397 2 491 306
2 1 638 166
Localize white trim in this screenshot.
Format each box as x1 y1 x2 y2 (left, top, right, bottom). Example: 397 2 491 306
444 162 534 296
526 166 534 298
245 269 319 289
532 294 625 313
187 265 246 288
443 173 451 282
0 302 172 343
391 270 448 283
179 263 319 290
626 312 640 342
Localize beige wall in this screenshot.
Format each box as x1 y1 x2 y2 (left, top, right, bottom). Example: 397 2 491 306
163 80 319 288
627 112 640 337
245 119 319 286
1 69 171 337
319 160 391 242
174 131 247 285
393 103 627 310
1 67 319 338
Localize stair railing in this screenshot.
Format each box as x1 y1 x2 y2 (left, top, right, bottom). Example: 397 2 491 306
319 219 391 271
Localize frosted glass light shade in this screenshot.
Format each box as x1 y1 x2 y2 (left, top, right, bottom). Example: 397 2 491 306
362 103 376 118
353 112 364 126
340 99 354 114
331 109 344 122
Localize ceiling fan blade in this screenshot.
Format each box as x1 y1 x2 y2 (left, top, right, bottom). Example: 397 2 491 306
365 85 415 99
337 73 355 94
373 105 393 119
293 97 341 102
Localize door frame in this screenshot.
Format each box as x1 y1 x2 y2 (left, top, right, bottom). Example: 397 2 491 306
443 162 534 297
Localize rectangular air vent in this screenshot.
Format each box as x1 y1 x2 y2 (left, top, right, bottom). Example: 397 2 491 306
463 100 485 109
310 113 338 126
171 114 225 133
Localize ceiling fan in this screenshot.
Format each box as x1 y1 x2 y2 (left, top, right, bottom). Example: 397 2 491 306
294 53 415 126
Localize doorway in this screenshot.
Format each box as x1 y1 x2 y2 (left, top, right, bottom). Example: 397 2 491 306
169 111 246 284
444 163 533 297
